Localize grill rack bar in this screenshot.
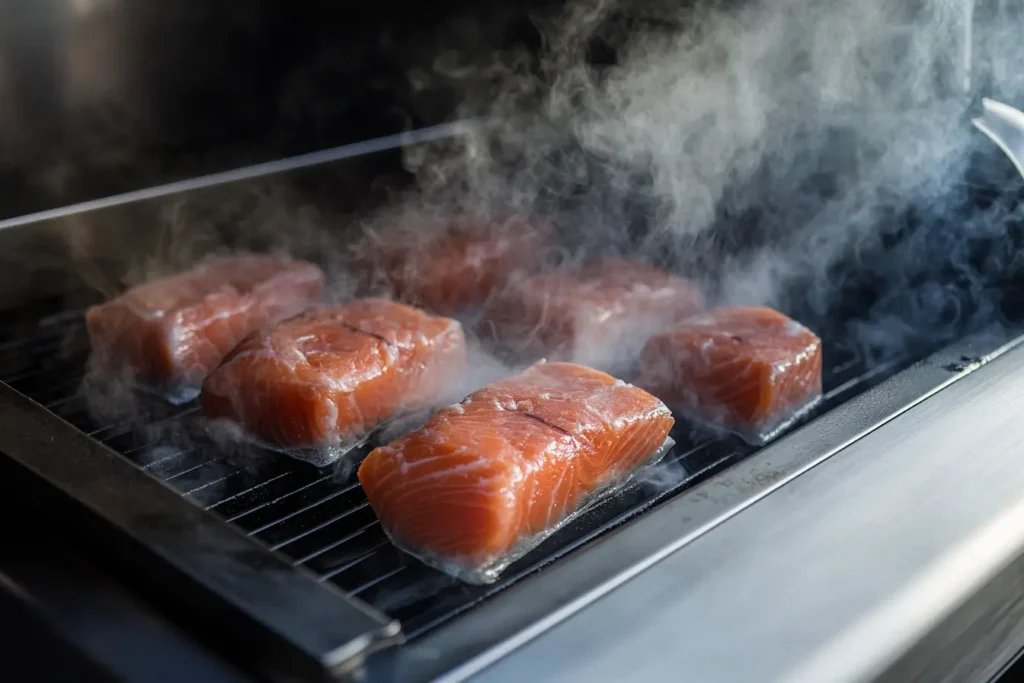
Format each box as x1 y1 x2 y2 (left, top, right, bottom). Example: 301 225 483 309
0 383 402 682
0 306 904 641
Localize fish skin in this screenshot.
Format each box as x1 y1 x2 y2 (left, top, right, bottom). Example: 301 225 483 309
358 361 674 575
355 214 552 315
85 255 324 397
481 257 705 372
201 298 467 449
638 307 822 438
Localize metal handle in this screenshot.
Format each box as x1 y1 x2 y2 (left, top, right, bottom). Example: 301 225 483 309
972 98 1024 181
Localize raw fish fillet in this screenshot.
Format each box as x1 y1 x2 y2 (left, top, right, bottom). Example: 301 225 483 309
358 361 674 581
355 214 551 315
481 257 704 372
201 298 467 451
85 255 324 402
639 307 822 442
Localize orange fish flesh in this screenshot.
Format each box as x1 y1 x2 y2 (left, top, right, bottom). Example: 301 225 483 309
201 298 467 451
85 254 324 402
357 361 674 582
481 257 704 372
356 214 551 315
639 307 822 442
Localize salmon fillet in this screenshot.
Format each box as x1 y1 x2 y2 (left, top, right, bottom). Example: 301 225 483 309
356 214 551 315
200 298 467 452
639 307 822 442
85 255 324 402
481 258 704 372
358 361 674 582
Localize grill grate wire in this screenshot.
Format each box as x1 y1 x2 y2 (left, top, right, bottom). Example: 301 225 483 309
0 306 900 639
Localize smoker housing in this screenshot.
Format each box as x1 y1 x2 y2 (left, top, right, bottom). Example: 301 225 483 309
4 1 1024 682
1 121 1024 683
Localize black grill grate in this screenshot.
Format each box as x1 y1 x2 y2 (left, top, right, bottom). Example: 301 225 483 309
0 304 902 638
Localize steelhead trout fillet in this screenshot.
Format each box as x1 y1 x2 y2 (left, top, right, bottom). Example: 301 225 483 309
355 214 551 316
358 361 674 583
481 257 704 373
639 307 822 443
201 298 467 461
85 254 324 403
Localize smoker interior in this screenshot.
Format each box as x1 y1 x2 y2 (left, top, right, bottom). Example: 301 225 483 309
1 126 1023 678
0 296 905 639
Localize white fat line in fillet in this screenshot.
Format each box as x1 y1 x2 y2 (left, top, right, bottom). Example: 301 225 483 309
396 484 504 511
124 301 170 321
619 423 660 474
181 330 225 376
400 458 499 485
543 455 577 529
188 296 258 329
316 370 385 394
281 341 310 367
584 384 654 432
319 396 339 444
575 391 611 430
372 450 495 491
609 421 650 472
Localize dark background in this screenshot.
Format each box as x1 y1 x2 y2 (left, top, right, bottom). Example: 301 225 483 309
3 2 1024 681
0 0 561 219
1 0 1014 222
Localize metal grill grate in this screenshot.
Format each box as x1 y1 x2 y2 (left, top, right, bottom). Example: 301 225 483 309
0 304 903 638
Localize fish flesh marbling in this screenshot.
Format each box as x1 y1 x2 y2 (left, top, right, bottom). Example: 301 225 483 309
85 254 324 403
355 214 551 316
201 298 466 463
481 257 704 374
639 306 822 443
358 360 674 583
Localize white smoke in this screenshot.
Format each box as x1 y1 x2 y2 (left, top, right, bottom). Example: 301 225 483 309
397 0 1024 365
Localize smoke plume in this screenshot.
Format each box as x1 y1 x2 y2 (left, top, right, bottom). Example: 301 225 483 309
62 0 1024 501
398 0 1024 367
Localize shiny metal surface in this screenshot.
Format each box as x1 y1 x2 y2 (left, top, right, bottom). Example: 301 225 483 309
0 121 1015 680
2 2 1020 681
0 518 254 683
973 98 1024 180
0 151 943 681
0 0 543 218
0 120 476 232
357 329 1014 682
1 130 1003 681
0 121 471 313
472 331 1024 683
0 383 402 680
